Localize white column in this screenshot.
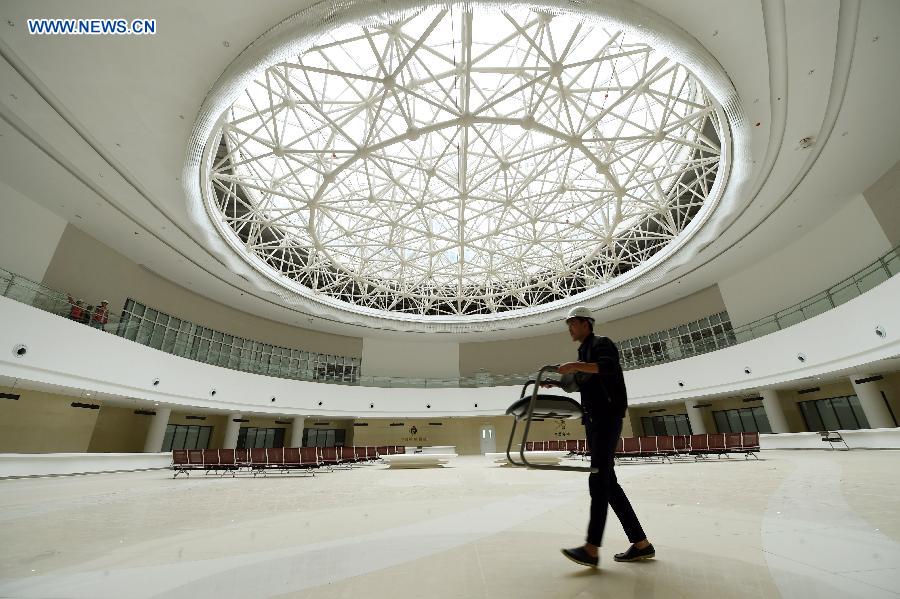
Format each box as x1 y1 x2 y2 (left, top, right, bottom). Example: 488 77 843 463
850 375 895 429
143 407 171 453
290 417 306 448
685 401 707 434
223 413 242 449
759 389 790 433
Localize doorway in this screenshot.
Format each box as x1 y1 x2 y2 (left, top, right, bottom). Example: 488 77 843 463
480 425 496 454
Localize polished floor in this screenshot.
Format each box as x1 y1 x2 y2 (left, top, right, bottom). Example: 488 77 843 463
1 450 898 598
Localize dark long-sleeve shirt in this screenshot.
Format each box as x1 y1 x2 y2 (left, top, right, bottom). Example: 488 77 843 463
577 333 628 419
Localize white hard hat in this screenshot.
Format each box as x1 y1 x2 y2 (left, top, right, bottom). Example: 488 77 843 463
566 306 593 321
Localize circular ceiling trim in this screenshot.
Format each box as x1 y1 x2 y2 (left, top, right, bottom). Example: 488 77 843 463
184 0 750 334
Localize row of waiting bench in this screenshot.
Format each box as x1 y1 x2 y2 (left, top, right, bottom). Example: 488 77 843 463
171 446 406 478
524 432 760 462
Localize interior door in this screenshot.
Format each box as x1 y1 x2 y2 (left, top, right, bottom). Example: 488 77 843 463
480 425 496 454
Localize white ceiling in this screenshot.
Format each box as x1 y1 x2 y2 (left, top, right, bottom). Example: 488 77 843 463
0 0 898 341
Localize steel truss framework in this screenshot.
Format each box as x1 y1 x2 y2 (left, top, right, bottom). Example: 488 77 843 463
207 6 722 316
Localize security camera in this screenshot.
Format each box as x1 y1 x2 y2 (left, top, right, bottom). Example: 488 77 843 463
426 404 431 409
318 401 323 406
13 344 27 357
796 353 806 363
210 389 217 396
744 367 751 374
152 379 160 386
271 396 276 402
677 380 685 387
370 403 374 408
875 326 886 339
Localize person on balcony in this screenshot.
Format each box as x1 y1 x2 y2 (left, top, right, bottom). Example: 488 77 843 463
90 301 110 329
66 294 85 322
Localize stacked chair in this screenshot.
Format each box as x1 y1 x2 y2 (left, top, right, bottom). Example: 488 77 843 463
171 445 405 478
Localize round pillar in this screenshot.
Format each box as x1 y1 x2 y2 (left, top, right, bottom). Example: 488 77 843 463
685 401 707 434
290 417 306 448
143 407 171 453
759 389 790 433
850 375 895 429
223 413 242 449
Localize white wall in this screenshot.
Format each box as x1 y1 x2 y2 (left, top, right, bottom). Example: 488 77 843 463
719 195 892 325
361 337 460 378
1 271 898 417
0 180 67 281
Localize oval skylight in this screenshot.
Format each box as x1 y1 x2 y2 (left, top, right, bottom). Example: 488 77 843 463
200 5 725 319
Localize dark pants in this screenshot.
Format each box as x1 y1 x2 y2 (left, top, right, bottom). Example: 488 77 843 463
585 415 646 546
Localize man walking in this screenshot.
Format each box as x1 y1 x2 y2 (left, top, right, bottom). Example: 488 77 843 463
557 306 654 568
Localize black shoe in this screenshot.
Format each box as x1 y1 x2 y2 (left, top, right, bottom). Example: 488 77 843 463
613 543 655 562
561 546 599 568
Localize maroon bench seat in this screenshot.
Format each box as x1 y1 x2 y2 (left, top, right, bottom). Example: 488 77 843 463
655 435 677 460
248 448 270 475
319 446 341 468
637 436 660 458
689 434 709 457
707 433 728 456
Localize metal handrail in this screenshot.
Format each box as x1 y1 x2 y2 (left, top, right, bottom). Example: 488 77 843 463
2 243 897 388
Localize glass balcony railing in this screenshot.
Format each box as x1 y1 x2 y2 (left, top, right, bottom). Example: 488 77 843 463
2 244 897 388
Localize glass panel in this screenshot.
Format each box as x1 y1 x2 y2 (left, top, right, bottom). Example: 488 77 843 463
227 345 241 369
651 416 665 436
738 409 758 432
777 309 804 328
726 410 743 433
162 327 178 353
198 426 211 450
184 426 200 450
264 428 276 448
335 429 346 446
675 414 692 435
848 395 870 429
641 417 653 437
752 406 772 433
136 318 153 345
817 400 841 431
831 396 859 430
803 295 831 318
123 319 140 341
829 281 859 306
885 252 900 276
162 425 175 452
244 428 257 449
208 341 221 366
663 415 678 436
196 339 210 362
799 401 823 432
148 323 166 349
713 411 729 433
172 426 188 450
752 319 780 337
274 428 285 448
325 430 336 447
855 263 889 294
